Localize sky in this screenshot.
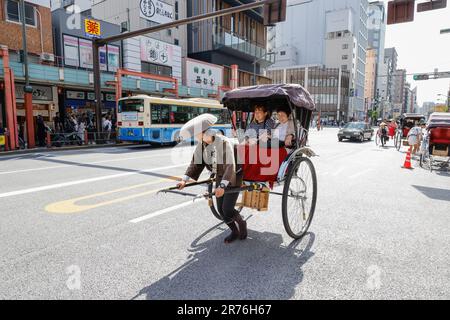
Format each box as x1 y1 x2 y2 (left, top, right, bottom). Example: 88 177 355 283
382 0 450 106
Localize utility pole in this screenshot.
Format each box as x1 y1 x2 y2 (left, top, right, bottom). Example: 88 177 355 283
20 0 35 149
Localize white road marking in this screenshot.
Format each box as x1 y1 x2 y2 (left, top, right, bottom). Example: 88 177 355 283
130 198 205 224
0 163 188 199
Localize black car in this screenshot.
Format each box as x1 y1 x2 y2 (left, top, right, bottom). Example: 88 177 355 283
338 122 374 142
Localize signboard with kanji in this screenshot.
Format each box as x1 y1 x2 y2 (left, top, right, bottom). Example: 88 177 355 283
85 19 101 39
140 0 174 24
141 36 179 67
184 58 223 91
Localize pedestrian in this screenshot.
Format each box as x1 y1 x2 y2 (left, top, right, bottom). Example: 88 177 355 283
36 115 47 147
77 116 86 143
53 112 62 133
407 120 423 155
176 114 246 244
103 116 112 143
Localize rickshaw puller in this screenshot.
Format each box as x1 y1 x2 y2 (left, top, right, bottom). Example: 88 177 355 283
176 114 247 244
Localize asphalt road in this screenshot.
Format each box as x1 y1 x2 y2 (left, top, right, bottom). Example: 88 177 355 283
0 128 449 300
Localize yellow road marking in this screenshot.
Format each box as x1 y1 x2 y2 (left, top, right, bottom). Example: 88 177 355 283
45 176 180 214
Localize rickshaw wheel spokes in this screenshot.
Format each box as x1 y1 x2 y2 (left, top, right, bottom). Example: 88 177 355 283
282 157 317 240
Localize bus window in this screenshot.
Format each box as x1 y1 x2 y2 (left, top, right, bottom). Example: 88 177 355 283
210 109 230 124
118 99 144 113
171 105 193 124
151 104 171 124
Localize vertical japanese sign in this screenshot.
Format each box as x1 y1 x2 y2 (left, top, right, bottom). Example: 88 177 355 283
140 0 174 24
79 38 93 69
107 45 120 72
63 35 80 67
85 19 102 39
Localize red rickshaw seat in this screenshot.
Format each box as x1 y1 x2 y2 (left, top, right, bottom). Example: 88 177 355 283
403 128 410 137
237 144 288 184
430 128 450 145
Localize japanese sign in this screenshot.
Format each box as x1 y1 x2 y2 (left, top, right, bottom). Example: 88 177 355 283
16 85 53 101
185 58 223 91
140 36 177 67
140 0 174 24
85 19 102 39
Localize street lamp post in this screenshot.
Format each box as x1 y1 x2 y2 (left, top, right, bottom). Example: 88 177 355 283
20 0 35 149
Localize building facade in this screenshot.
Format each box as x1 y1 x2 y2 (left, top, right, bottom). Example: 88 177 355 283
186 0 272 86
367 1 386 87
272 0 368 120
364 48 376 108
267 65 351 121
0 0 57 130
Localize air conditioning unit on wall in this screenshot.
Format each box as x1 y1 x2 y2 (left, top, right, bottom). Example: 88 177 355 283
40 52 55 63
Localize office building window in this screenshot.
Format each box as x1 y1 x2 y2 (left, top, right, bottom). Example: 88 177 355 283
342 44 348 49
174 38 179 46
280 51 286 56
142 62 172 77
6 0 36 26
342 65 347 70
342 55 348 60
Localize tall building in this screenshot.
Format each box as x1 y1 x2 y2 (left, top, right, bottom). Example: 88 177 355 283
267 65 351 121
367 1 386 79
91 0 187 83
379 47 398 114
364 48 376 108
186 0 272 81
272 0 369 121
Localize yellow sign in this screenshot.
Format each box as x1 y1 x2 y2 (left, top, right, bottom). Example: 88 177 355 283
84 19 101 38
435 105 448 113
0 135 5 146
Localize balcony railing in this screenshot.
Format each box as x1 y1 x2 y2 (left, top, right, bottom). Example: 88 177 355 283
212 24 273 64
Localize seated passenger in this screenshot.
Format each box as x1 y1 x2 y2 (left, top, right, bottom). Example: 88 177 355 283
273 109 296 148
244 105 275 145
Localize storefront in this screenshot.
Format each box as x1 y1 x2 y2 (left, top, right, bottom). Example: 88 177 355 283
63 89 116 118
15 84 58 130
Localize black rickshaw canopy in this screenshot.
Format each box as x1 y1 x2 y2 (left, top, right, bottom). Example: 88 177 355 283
222 84 316 113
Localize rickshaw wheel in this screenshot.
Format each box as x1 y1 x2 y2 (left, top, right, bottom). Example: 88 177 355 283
207 183 243 221
282 156 317 240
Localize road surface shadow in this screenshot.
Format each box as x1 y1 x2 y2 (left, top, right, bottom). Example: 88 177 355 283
30 156 183 181
132 224 315 300
412 185 450 202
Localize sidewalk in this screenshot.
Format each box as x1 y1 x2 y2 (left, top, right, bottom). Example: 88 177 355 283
0 142 136 157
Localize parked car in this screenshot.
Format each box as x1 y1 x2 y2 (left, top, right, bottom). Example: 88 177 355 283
338 122 374 142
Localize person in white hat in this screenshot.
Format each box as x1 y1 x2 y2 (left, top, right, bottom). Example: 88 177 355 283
176 114 247 244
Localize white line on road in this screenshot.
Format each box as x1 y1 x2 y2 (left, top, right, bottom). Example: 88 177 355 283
130 198 205 224
0 163 188 199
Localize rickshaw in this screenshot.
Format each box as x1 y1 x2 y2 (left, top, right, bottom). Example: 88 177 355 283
419 112 450 172
161 84 318 240
394 113 426 151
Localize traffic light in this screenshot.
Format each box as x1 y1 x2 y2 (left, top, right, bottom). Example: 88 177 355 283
413 74 430 81
387 0 415 25
264 0 287 26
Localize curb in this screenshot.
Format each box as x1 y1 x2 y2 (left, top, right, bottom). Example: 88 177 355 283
0 143 136 157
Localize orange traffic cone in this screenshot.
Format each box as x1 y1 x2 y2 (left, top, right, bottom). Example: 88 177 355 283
402 147 414 170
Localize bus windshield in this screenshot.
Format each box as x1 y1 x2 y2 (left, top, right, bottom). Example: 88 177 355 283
118 99 144 113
